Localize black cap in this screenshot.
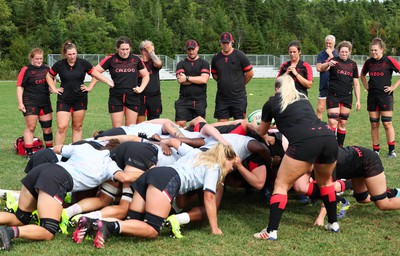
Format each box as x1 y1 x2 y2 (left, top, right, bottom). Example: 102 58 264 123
220 32 233 43
185 40 198 50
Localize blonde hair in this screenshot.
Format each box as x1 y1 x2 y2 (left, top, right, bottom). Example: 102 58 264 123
139 40 153 50
370 37 385 51
194 143 236 185
277 74 305 112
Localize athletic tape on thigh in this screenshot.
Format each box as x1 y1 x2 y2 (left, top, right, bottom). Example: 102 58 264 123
127 210 145 221
381 116 392 123
40 218 59 235
144 212 165 233
39 120 52 128
369 117 380 123
15 208 33 225
370 192 387 202
121 187 133 202
100 183 121 200
353 191 369 202
339 113 349 121
327 113 339 119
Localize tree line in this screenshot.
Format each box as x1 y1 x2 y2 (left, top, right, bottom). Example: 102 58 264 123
1 0 399 79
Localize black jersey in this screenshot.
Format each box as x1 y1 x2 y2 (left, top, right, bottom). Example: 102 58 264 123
110 141 158 171
327 57 358 96
49 58 93 102
139 59 161 96
277 60 313 96
17 64 51 104
261 93 333 143
176 57 210 100
361 55 400 93
99 53 145 96
335 146 383 179
211 49 252 99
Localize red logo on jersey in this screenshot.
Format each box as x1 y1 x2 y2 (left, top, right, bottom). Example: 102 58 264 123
225 57 228 63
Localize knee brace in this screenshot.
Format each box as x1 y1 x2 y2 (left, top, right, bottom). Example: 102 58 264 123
127 210 145 221
15 208 33 225
100 182 121 201
40 218 60 235
327 113 339 120
381 116 392 123
144 212 165 233
39 120 52 129
369 117 380 123
121 187 133 203
339 113 349 121
43 132 53 142
353 191 369 202
370 192 387 202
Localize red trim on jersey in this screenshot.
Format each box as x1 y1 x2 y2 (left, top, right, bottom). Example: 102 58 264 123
270 194 287 209
276 62 289 77
17 66 28 87
248 161 259 172
304 62 314 81
211 69 217 74
200 68 210 74
193 123 201 132
87 67 94 75
99 54 114 66
49 68 57 76
243 64 253 72
320 185 335 202
388 56 400 72
229 124 246 135
176 69 185 74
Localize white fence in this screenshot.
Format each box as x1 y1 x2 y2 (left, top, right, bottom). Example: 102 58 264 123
48 54 400 81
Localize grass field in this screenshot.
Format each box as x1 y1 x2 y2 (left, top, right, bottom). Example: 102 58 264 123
0 78 400 255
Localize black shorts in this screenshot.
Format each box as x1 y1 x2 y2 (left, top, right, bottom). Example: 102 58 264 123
336 147 384 179
131 167 181 203
111 142 158 171
138 94 162 120
24 148 59 174
57 98 87 112
21 163 73 203
23 103 53 117
94 127 126 139
367 92 394 112
214 97 247 120
286 136 338 164
326 94 352 109
174 98 207 121
108 92 140 113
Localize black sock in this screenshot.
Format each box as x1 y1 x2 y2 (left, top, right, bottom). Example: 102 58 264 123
336 196 346 204
344 179 352 190
305 181 321 199
5 227 18 239
387 188 399 198
267 194 287 232
105 221 120 235
320 186 337 224
337 130 346 147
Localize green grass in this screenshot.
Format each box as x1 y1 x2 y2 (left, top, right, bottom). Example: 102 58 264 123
1 78 400 255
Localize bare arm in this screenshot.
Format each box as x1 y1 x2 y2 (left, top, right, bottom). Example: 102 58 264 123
353 78 361 111
203 190 221 235
360 74 368 90
133 68 150 94
16 87 25 113
234 157 266 190
90 69 114 88
84 65 105 92
244 69 254 85
97 135 142 143
46 72 63 95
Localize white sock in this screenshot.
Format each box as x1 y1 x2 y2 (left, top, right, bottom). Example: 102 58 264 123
65 204 82 219
83 210 102 219
175 212 190 225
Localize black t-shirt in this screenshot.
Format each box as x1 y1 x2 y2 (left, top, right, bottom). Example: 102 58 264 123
328 57 359 96
100 53 145 96
139 59 161 96
176 57 210 100
277 60 313 96
211 49 252 99
261 93 333 143
361 55 400 93
17 64 51 105
49 58 93 102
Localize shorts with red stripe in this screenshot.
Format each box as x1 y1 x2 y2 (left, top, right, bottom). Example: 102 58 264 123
24 103 53 117
131 166 181 203
21 163 73 203
108 92 140 113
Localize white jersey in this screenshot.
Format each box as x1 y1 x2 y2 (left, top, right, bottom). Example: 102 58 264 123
122 123 163 137
57 144 120 192
155 142 194 166
202 134 254 159
170 148 220 194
